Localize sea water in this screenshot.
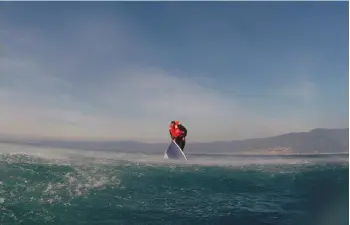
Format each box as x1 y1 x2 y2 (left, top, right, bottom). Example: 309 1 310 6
0 144 348 225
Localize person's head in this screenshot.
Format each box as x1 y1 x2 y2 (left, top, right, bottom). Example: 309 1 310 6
170 120 180 128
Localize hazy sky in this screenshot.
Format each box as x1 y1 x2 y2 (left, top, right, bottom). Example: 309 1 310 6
0 2 348 142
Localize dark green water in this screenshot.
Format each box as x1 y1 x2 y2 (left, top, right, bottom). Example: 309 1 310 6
0 150 348 225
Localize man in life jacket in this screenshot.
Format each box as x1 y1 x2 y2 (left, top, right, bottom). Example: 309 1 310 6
169 120 187 151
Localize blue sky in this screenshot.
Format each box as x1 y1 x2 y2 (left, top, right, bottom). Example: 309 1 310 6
0 2 348 142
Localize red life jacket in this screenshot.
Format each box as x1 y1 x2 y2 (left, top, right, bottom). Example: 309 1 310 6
169 125 184 139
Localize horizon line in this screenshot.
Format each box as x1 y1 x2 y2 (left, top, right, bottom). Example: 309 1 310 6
0 127 347 144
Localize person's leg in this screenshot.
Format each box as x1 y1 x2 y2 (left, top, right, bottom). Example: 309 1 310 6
177 137 185 151
174 137 182 148
174 137 186 151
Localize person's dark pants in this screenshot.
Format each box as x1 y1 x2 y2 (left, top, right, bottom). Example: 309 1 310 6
174 136 186 151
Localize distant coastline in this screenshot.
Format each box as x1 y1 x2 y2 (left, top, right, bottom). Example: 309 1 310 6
188 152 349 156
0 128 348 154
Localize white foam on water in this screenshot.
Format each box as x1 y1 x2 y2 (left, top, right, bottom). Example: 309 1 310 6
0 143 347 168
0 143 125 206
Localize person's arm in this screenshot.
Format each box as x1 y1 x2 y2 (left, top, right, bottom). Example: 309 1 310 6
179 124 187 137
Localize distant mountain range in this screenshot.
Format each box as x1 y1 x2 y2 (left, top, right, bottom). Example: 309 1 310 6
188 128 349 154
0 128 348 154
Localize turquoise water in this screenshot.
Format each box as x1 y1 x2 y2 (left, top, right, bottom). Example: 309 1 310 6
0 145 348 225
